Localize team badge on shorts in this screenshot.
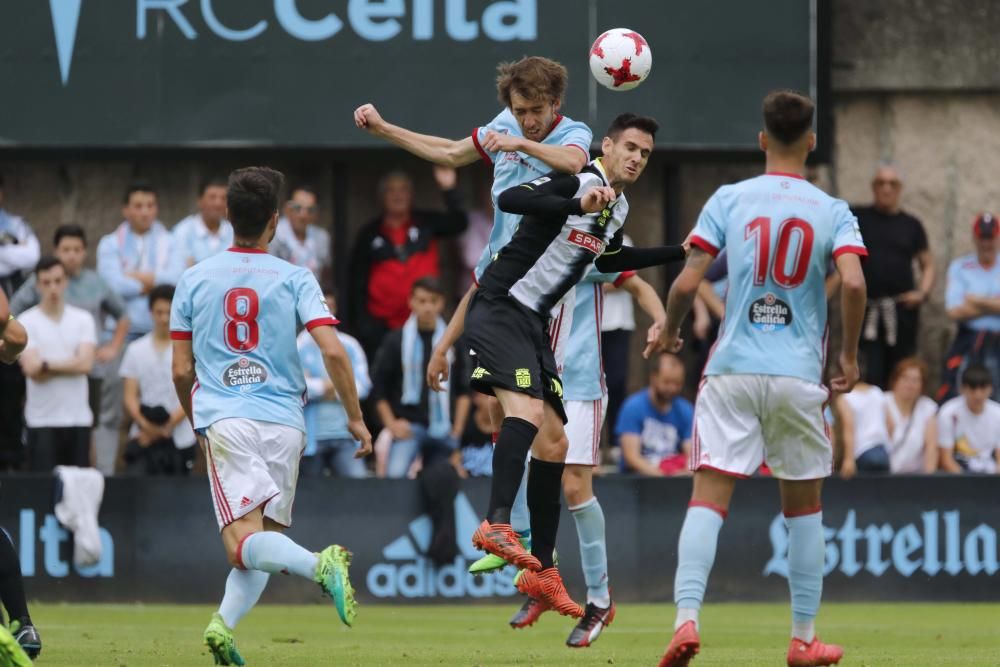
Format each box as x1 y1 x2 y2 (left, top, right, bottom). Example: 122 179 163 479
223 357 268 392
749 292 793 332
515 368 532 388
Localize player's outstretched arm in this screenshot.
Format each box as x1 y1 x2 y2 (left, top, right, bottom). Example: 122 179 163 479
427 285 475 392
832 253 867 394
652 248 715 355
499 136 588 174
311 325 373 457
620 275 667 358
354 103 480 168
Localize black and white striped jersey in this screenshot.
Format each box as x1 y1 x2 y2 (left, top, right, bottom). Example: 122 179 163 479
478 160 629 315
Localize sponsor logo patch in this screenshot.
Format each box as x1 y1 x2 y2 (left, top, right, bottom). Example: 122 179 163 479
223 357 268 391
748 293 793 332
471 366 491 380
567 229 606 255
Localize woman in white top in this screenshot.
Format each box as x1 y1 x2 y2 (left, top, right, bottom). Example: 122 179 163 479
885 358 938 473
836 380 893 478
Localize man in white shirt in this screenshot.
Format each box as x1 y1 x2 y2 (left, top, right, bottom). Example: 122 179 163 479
120 284 197 475
18 257 96 471
938 364 1000 474
171 177 233 269
269 184 332 286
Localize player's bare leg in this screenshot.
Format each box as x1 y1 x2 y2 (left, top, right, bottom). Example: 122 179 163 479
780 479 842 667
660 469 737 667
563 464 615 647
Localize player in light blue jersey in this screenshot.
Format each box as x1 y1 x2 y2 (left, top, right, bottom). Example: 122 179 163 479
355 57 592 572
653 91 868 667
171 167 373 666
505 266 666 646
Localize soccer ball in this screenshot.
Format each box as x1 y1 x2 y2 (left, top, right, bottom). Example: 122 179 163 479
589 28 652 91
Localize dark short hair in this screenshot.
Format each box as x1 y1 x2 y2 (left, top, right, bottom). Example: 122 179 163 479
648 351 684 376
53 224 87 247
411 276 445 298
35 256 64 276
123 181 157 205
762 89 815 145
198 177 229 197
961 364 993 389
288 184 318 200
227 167 285 240
606 113 659 141
148 284 175 309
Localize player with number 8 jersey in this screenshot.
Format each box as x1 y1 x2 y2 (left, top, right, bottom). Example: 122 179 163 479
171 167 372 666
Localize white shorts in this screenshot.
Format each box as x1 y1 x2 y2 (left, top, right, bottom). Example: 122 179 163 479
564 397 609 466
204 418 305 530
548 286 576 376
691 375 832 480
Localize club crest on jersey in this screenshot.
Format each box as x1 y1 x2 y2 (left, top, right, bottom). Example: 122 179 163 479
567 229 606 255
223 357 268 391
515 368 532 388
748 293 793 332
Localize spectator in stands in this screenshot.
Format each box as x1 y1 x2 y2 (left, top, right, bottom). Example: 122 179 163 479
0 172 40 470
348 167 467 357
458 178 494 294
297 293 371 478
17 258 96 471
835 375 892 478
171 177 232 268
937 364 1000 474
615 353 693 476
96 182 177 474
853 164 935 388
939 213 1000 401
601 234 638 444
885 358 938 474
11 225 130 474
270 184 332 287
372 277 470 478
457 392 495 478
119 285 195 475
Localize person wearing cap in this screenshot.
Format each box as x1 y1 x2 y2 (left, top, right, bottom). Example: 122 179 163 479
938 213 1000 401
852 165 935 388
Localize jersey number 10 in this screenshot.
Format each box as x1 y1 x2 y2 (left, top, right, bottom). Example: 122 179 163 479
224 288 260 353
745 217 815 289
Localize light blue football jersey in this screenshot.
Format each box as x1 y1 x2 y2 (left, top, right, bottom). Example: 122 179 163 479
170 248 337 432
562 268 633 401
472 108 592 280
689 173 867 385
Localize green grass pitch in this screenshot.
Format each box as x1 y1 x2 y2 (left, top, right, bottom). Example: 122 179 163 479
26 602 1000 666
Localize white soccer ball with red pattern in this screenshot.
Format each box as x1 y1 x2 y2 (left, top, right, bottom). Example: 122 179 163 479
589 28 652 91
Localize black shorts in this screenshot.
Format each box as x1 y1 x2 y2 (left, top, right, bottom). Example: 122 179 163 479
465 290 567 423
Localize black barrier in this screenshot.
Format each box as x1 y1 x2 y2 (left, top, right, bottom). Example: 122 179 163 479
0 475 996 604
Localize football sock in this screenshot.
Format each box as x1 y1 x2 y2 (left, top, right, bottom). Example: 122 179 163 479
787 510 824 643
570 496 610 607
238 531 319 579
487 417 538 525
527 457 564 570
510 463 531 544
218 568 270 629
674 505 725 629
0 531 30 624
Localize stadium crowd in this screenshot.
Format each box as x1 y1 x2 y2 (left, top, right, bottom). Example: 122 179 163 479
1 166 998 479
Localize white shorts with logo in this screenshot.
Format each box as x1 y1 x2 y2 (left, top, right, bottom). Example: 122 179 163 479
691 374 832 480
204 417 305 530
548 286 576 377
564 397 609 466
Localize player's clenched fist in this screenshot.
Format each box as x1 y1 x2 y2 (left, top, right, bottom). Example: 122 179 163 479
354 103 387 134
348 419 374 459
480 130 523 154
580 186 617 213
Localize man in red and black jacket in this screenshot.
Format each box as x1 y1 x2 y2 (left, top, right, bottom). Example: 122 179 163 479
348 167 467 357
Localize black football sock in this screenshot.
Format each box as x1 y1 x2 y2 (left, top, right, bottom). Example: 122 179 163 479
487 417 538 525
0 532 30 624
527 457 564 570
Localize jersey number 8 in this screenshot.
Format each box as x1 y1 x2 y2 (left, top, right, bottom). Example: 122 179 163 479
745 216 815 289
224 288 260 353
